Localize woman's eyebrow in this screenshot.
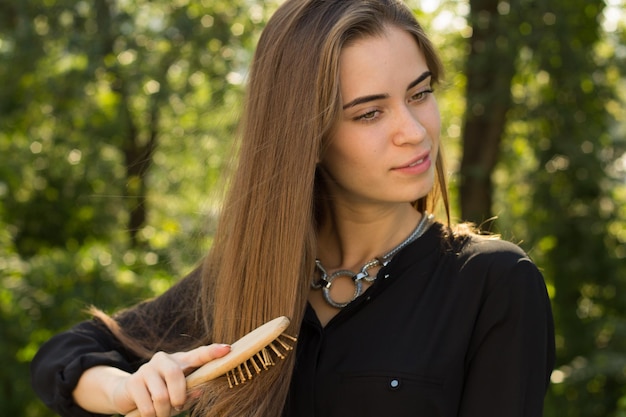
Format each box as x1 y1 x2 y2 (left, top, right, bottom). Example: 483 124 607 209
342 93 390 110
406 71 432 91
342 70 433 110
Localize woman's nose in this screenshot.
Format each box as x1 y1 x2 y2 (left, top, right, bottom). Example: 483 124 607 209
392 105 426 146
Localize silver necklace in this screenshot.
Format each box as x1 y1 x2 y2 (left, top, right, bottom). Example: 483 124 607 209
311 212 434 308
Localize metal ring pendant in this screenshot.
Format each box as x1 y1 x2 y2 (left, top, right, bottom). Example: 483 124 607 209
321 270 363 308
312 213 435 309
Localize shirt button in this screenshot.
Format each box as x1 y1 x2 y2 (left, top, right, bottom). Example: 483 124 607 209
389 378 400 390
383 274 390 279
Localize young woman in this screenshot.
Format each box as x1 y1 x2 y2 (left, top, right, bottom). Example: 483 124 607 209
31 0 555 416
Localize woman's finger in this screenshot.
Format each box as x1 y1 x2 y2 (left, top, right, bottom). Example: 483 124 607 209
147 351 187 417
119 345 230 417
157 353 188 411
146 378 172 417
124 368 158 417
173 343 231 373
124 352 179 417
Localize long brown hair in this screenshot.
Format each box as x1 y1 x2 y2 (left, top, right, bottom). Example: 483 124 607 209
102 1 450 415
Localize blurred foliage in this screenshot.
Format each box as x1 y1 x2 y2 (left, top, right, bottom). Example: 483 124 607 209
0 0 278 415
489 0 626 416
0 0 624 416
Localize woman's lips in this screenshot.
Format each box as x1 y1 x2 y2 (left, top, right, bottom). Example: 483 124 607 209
393 152 432 174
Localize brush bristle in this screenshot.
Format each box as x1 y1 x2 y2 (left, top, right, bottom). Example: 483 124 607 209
225 333 296 388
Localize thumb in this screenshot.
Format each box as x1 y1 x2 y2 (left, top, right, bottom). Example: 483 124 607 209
176 343 231 372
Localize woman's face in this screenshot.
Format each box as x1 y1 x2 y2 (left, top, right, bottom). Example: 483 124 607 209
320 25 440 209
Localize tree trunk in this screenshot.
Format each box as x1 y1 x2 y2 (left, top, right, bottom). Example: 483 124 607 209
95 0 157 246
121 94 158 246
460 0 518 225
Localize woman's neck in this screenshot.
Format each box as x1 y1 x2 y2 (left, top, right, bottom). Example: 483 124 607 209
316 202 422 272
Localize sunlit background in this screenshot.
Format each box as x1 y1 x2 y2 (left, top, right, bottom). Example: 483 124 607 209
1 0 625 415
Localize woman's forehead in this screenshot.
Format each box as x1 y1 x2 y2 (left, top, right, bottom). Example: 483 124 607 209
338 27 428 95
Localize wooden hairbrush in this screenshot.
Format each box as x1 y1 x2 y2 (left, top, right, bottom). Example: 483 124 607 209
125 316 296 417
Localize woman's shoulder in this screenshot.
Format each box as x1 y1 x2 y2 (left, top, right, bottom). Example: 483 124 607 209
431 223 548 307
440 223 540 282
446 223 530 261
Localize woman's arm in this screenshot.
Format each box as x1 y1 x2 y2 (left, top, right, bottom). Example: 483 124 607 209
458 258 555 417
72 344 230 416
31 319 141 417
30 267 213 417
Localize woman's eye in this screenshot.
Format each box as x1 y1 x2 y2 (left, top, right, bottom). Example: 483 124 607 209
356 110 379 121
411 88 434 102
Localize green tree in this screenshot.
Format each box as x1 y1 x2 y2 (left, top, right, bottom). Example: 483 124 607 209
460 0 520 224
0 0 278 415
525 2 626 414
458 0 626 415
491 1 626 416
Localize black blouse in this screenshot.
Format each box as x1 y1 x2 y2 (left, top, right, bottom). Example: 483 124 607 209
31 223 555 417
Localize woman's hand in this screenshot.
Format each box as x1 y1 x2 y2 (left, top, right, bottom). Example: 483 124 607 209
73 344 231 417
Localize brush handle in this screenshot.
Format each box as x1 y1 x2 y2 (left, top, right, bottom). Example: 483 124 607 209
124 316 291 417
